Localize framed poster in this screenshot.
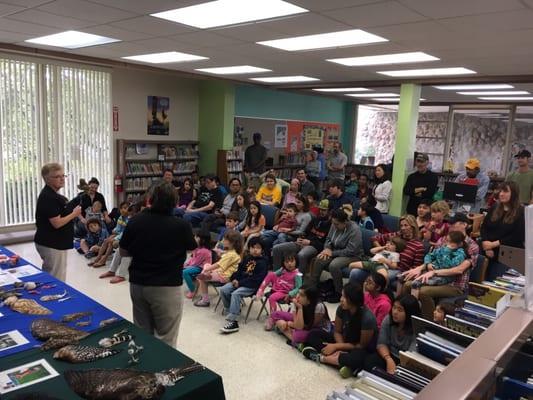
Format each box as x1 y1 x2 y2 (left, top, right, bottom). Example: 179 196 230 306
274 124 287 148
147 96 169 136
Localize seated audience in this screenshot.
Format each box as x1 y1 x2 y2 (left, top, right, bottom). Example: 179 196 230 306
296 168 316 197
182 232 213 299
357 202 375 231
176 177 196 209
345 169 360 196
84 200 105 229
219 237 268 334
261 203 298 246
327 179 353 211
433 301 456 325
306 209 363 303
307 191 320 217
363 272 392 329
271 285 332 347
282 179 300 208
241 201 266 246
421 200 450 246
176 174 224 227
257 254 302 317
365 196 386 233
356 174 371 202
201 177 241 233
256 173 282 206
305 151 321 189
480 181 525 280
194 230 243 307
362 294 421 374
349 236 405 282
230 193 249 230
272 199 331 274
302 282 378 379
214 211 240 256
79 218 108 258
373 164 392 214
415 198 432 231
401 213 479 319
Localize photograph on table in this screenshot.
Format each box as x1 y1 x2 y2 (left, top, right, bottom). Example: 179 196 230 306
0 330 29 352
0 270 20 287
0 359 59 394
6 265 40 278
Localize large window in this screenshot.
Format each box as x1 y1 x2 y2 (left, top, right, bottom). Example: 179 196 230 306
0 57 111 227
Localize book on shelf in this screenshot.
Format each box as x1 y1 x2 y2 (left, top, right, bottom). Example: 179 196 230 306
349 370 417 400
399 351 445 380
444 315 487 338
418 331 466 354
412 316 475 348
416 337 460 366
225 147 243 160
453 309 494 329
463 299 497 319
370 367 426 394
468 282 521 308
158 144 198 160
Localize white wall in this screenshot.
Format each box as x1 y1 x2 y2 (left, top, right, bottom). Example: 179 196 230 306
111 67 199 141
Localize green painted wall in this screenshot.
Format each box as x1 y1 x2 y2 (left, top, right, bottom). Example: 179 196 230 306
235 85 354 155
198 80 235 174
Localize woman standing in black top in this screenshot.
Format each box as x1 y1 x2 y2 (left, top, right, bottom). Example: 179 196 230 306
480 181 525 280
119 182 196 348
34 163 81 281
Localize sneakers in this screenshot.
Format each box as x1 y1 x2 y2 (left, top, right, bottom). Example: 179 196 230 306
220 320 239 334
297 343 305 353
84 251 96 259
99 271 115 279
339 366 354 379
185 291 195 299
302 347 321 364
194 298 210 307
110 276 126 284
76 248 84 255
264 317 274 331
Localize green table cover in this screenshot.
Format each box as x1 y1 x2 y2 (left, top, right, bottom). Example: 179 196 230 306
0 320 225 400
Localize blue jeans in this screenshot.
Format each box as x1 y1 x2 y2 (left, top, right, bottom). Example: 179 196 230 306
184 211 209 227
182 266 202 292
219 283 256 322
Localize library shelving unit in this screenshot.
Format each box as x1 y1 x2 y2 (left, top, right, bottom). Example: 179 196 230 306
270 152 306 181
117 139 199 203
217 147 243 185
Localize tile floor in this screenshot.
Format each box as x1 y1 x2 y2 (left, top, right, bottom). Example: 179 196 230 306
8 242 347 400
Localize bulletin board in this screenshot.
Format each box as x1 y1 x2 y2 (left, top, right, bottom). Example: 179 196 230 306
234 116 340 164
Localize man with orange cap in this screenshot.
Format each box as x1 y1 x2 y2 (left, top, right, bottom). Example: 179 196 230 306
454 158 489 212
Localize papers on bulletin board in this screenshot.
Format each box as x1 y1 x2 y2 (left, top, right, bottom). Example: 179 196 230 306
0 330 29 353
0 270 20 287
5 265 40 278
0 359 59 394
274 124 288 148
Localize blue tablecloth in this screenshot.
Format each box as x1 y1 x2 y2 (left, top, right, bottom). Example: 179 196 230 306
0 246 122 358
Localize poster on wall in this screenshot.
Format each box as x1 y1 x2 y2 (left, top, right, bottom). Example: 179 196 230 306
147 96 169 136
303 125 325 150
274 124 288 148
324 125 340 153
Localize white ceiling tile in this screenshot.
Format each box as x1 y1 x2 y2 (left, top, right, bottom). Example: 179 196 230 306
85 0 201 15
323 1 427 28
0 17 60 35
0 0 52 7
0 29 31 43
128 37 207 54
37 0 139 23
256 13 351 36
398 0 524 19
290 0 383 12
7 9 94 29
169 31 246 48
82 25 152 41
371 21 451 42
0 2 24 17
309 42 409 59
439 10 533 32
111 16 195 36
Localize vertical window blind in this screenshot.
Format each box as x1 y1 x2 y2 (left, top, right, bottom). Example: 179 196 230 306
0 58 111 227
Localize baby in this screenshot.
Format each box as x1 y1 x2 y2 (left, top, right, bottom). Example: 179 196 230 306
349 236 406 280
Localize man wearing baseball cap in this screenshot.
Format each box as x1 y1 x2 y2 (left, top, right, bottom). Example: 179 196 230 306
507 149 533 205
403 153 439 216
454 158 490 212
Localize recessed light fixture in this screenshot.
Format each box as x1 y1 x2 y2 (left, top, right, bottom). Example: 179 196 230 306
346 93 399 98
434 84 514 90
327 52 438 66
25 30 119 49
478 97 533 101
151 0 307 29
313 88 370 92
123 51 208 64
377 67 476 77
195 65 272 75
257 29 388 51
458 91 530 96
251 76 319 83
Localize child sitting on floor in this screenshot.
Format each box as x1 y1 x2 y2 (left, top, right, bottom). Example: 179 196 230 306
85 200 106 228
257 254 302 319
271 285 332 348
214 211 240 257
363 272 392 329
433 301 456 325
261 203 298 246
411 231 467 297
194 230 243 307
88 201 129 268
218 236 268 334
79 218 109 258
348 236 406 281
183 232 212 299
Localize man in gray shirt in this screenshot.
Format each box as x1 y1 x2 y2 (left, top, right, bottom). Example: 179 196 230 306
327 142 348 181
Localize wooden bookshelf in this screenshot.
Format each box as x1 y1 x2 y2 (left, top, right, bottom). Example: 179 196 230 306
217 147 244 185
117 139 199 203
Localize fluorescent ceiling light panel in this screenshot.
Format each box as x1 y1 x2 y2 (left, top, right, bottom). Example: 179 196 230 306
251 76 319 83
122 51 207 64
257 29 388 51
458 91 529 96
313 88 370 92
25 30 119 49
377 67 476 77
195 65 271 75
151 0 307 29
371 98 426 102
478 97 533 101
327 52 438 66
346 93 399 98
434 84 514 90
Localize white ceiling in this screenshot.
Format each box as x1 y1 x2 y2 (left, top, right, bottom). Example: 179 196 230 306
2 0 533 103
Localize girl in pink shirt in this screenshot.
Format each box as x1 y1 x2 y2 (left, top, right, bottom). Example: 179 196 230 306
183 233 212 299
363 272 392 329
